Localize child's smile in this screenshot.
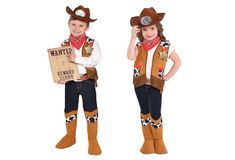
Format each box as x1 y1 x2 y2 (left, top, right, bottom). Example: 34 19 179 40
141 24 158 41
68 20 89 36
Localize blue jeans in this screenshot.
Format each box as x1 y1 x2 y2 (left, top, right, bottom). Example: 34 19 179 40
64 79 97 113
135 84 162 120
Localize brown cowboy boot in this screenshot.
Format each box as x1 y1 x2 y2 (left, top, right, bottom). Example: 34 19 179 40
150 116 167 154
84 109 102 155
56 110 77 149
140 113 155 154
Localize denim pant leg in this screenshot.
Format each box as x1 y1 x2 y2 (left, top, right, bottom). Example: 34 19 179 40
148 86 162 120
80 80 97 112
134 85 150 114
64 81 79 113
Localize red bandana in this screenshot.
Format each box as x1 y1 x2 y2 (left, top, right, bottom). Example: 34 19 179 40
143 36 161 52
69 33 86 50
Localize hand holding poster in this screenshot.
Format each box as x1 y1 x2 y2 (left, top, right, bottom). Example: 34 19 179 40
48 46 80 82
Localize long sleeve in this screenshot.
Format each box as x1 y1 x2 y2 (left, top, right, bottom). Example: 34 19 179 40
75 40 102 67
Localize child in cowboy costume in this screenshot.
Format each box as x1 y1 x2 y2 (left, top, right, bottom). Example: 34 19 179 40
56 5 102 155
127 7 181 154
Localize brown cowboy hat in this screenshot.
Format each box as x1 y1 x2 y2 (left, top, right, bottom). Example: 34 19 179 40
66 5 97 22
130 7 165 27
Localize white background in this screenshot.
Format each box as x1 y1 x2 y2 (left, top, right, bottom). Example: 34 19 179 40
0 0 235 159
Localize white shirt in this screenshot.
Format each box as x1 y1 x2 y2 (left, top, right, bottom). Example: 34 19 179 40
146 44 175 80
73 40 102 75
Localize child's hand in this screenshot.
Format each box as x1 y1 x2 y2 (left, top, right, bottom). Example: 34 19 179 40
67 54 76 62
56 80 66 84
163 74 170 81
131 26 140 40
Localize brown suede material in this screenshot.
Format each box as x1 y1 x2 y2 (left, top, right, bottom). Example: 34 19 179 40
141 113 150 119
135 44 148 79
140 113 155 154
86 67 98 81
66 6 97 23
65 110 77 134
130 7 165 27
84 109 98 116
133 41 169 92
133 74 147 87
133 45 147 87
150 116 167 154
84 109 98 139
151 76 164 92
56 110 78 149
65 110 78 117
81 40 91 57
82 41 98 82
84 109 102 155
141 113 153 140
61 39 99 82
151 117 163 140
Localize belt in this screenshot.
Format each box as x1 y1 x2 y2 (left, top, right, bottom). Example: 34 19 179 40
80 74 89 81
73 74 89 82
146 79 151 84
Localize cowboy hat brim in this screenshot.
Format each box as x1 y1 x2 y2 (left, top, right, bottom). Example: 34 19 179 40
130 13 165 26
130 16 139 26
66 6 97 23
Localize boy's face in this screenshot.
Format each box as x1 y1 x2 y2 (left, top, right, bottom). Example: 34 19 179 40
141 24 158 41
68 20 89 36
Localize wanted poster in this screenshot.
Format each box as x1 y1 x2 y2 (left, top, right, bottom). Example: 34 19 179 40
48 46 80 82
